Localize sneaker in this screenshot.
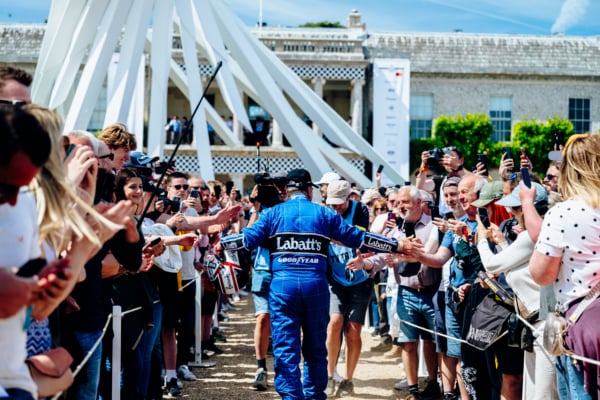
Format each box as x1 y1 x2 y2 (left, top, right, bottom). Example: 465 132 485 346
326 377 337 397
165 377 182 397
420 379 441 399
394 379 408 390
238 289 249 296
217 312 229 322
204 341 224 355
252 368 268 391
176 365 197 381
383 344 402 358
370 327 381 337
336 379 354 397
212 330 227 343
370 340 392 352
232 294 241 302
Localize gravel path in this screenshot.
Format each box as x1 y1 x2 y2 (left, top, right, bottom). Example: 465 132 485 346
178 295 417 400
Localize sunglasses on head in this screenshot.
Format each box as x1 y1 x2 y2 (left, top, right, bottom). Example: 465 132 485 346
0 99 27 107
172 184 189 190
97 153 114 161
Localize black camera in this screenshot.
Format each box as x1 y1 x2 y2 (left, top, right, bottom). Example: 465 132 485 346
155 160 176 175
426 148 445 168
158 191 181 213
503 217 519 242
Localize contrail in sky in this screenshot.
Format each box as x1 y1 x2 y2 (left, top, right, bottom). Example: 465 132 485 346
552 0 589 33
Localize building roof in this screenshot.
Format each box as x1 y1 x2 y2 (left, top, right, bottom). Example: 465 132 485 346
2 23 599 78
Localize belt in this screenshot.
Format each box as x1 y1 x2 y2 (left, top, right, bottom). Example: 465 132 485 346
400 285 436 296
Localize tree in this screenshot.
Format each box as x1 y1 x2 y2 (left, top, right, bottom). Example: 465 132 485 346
298 21 345 28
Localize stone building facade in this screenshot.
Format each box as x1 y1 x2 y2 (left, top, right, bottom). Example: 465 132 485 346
1 14 598 186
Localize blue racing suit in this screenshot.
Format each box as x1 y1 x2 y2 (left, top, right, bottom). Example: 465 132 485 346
221 193 398 399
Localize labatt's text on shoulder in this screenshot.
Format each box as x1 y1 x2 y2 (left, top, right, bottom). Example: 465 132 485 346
274 234 327 253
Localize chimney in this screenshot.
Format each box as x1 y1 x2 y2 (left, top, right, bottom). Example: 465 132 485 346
347 9 362 28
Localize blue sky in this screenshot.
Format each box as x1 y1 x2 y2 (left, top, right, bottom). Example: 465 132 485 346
0 0 598 36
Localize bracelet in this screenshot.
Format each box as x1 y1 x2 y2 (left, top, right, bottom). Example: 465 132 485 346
419 164 428 172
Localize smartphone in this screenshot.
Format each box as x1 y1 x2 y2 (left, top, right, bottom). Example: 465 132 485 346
148 237 161 247
235 189 242 202
225 181 234 196
190 189 199 199
521 167 531 188
430 204 440 220
504 146 512 160
477 207 490 228
376 164 384 174
444 211 454 220
214 185 222 199
476 153 488 175
16 258 47 277
387 212 396 221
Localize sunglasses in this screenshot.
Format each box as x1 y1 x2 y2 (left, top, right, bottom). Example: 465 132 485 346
172 184 189 190
0 99 27 107
374 207 387 212
98 153 114 161
0 182 20 198
545 174 557 180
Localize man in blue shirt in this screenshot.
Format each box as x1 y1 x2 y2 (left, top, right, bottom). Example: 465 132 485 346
324 180 370 397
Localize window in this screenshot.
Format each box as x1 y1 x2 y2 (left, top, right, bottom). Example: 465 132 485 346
489 97 512 142
569 98 590 133
88 84 107 132
410 95 433 139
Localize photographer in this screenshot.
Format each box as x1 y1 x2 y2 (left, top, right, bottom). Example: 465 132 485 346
416 146 468 216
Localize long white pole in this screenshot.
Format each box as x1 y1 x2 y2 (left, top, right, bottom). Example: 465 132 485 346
258 0 263 29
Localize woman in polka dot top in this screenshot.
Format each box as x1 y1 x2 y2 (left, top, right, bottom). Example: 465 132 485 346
529 133 600 399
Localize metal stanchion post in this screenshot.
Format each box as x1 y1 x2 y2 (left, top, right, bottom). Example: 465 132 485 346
189 271 215 368
112 305 122 400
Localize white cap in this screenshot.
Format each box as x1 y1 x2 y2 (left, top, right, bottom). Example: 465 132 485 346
315 171 341 185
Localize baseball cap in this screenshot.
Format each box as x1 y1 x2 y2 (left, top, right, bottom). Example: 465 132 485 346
326 180 351 205
472 181 504 207
124 151 159 168
497 182 548 208
286 168 318 188
315 171 341 186
361 188 382 205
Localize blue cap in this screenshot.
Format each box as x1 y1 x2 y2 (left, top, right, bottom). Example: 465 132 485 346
497 182 548 208
124 151 159 168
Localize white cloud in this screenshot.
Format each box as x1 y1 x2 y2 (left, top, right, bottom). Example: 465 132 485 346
551 0 589 33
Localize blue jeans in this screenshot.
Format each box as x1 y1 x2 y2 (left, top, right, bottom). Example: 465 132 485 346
556 354 592 400
395 287 436 342
138 301 162 398
67 330 103 400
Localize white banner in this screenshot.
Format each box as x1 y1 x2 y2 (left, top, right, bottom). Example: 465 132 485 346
372 58 411 186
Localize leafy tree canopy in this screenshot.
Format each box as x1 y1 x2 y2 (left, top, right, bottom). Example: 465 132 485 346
298 21 345 28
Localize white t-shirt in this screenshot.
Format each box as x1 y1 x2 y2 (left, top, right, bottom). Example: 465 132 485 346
535 198 600 311
0 191 41 398
179 208 199 281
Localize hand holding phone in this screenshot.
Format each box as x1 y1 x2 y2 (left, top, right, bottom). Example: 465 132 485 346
16 258 47 277
190 189 199 199
521 167 531 188
477 207 490 228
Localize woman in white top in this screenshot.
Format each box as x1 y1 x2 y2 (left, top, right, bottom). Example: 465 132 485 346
477 181 556 400
530 133 600 400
